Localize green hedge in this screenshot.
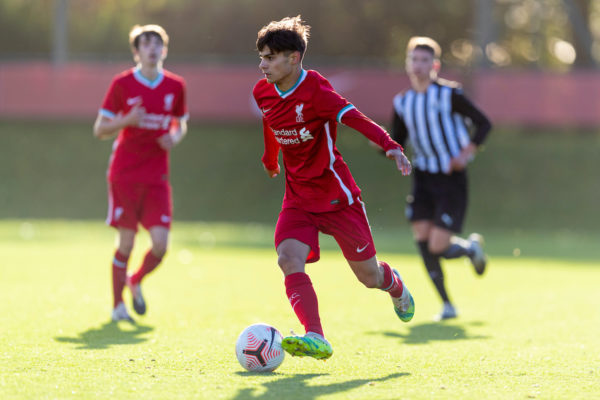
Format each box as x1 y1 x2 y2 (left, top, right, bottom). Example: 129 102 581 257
0 120 598 233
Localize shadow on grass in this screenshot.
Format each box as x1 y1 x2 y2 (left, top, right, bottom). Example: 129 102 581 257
373 321 488 344
230 372 408 400
54 320 154 349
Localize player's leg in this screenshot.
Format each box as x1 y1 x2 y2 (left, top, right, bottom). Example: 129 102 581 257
414 220 453 310
429 228 486 275
417 225 456 320
275 209 332 360
106 181 138 322
428 171 487 276
128 183 172 315
325 198 414 322
127 226 168 315
111 228 136 322
278 234 321 337
129 226 168 285
346 256 415 322
277 238 333 359
407 171 453 319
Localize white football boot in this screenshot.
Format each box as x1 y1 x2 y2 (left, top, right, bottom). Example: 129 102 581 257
111 302 134 322
434 302 458 321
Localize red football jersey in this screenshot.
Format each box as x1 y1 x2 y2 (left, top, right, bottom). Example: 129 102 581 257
99 67 188 184
253 69 399 213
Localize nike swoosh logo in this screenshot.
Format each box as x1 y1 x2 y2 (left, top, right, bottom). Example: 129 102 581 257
262 108 272 114
356 243 370 253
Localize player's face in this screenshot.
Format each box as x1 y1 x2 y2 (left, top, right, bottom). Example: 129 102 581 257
135 34 166 67
406 48 435 80
258 46 296 86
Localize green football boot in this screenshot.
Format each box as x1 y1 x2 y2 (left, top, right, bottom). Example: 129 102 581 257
392 269 415 322
281 332 333 360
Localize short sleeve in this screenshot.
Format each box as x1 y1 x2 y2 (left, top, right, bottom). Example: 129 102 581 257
99 79 125 119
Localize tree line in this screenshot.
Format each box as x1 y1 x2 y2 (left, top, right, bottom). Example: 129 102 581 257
0 0 597 70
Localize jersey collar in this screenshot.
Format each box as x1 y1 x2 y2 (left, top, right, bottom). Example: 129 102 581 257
133 66 164 89
275 69 307 99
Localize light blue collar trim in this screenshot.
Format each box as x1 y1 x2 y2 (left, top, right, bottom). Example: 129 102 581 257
133 67 164 89
275 69 307 99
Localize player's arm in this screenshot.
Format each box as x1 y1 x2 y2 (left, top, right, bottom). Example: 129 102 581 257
157 115 189 150
158 82 189 150
314 79 410 175
93 98 144 140
340 107 411 176
449 89 492 171
391 105 409 148
261 118 280 178
452 89 492 146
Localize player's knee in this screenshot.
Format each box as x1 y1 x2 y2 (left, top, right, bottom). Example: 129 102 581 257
428 243 446 256
118 242 134 257
151 241 168 258
277 252 303 275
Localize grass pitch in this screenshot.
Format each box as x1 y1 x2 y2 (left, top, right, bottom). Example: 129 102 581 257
0 220 598 399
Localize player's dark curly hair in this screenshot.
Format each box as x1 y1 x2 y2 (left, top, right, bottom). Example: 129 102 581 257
256 16 310 60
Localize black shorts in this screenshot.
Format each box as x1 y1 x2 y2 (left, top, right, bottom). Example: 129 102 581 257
405 169 468 233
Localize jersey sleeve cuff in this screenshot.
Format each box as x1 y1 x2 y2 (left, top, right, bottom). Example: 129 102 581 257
99 109 116 119
336 104 356 123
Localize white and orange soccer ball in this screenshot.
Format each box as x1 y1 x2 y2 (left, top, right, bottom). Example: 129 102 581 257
235 323 285 372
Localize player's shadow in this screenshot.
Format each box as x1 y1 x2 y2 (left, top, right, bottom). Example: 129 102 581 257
54 321 154 350
374 321 488 345
231 372 408 400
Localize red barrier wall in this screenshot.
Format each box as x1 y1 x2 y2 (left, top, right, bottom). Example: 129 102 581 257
0 62 598 127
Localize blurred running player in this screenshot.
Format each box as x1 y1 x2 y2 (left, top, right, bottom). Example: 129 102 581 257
391 37 491 321
93 24 188 322
253 16 415 360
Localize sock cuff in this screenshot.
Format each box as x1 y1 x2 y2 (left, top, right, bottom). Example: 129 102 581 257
378 261 394 291
114 250 129 262
113 251 129 268
284 272 311 288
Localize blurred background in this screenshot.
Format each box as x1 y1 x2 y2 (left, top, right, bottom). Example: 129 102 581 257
0 0 598 258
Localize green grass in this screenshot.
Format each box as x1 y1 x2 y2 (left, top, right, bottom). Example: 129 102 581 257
0 220 598 399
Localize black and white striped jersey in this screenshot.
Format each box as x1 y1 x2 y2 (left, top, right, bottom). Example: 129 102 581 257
391 79 491 174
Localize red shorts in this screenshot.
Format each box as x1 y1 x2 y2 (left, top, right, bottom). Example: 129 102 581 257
275 197 376 263
106 181 172 232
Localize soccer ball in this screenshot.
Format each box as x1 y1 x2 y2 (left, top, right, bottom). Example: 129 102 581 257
235 323 285 372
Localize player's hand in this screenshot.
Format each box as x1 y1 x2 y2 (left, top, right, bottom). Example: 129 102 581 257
449 143 476 173
386 148 412 176
264 163 280 178
157 133 175 150
124 99 145 127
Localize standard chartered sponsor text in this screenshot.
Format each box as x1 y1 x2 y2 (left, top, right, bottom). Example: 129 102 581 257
273 128 300 144
276 137 300 144
273 128 298 136
139 113 171 130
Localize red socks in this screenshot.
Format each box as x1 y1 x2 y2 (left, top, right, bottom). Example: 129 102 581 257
130 250 163 286
378 261 404 298
284 272 324 337
112 251 129 307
